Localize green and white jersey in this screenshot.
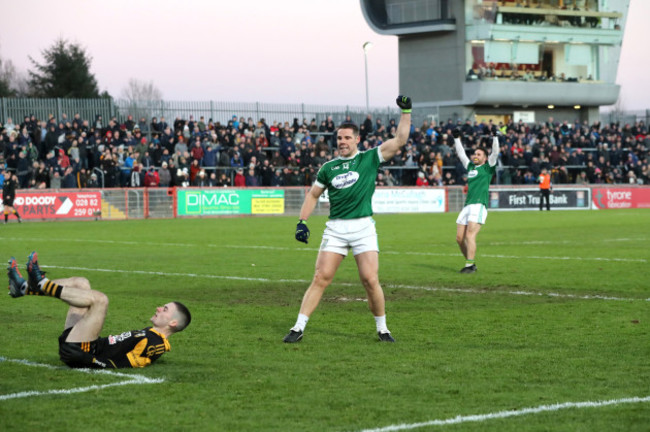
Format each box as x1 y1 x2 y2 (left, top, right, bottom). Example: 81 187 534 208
464 162 496 207
454 136 499 208
315 147 383 219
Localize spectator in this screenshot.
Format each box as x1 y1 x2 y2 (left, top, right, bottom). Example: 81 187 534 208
190 138 204 162
415 171 429 186
144 167 160 187
33 162 50 189
192 170 209 187
61 167 77 189
87 172 100 188
245 168 259 186
174 136 188 156
76 167 89 188
215 172 230 187
202 144 218 174
230 151 244 169
158 162 171 187
233 168 245 187
130 162 142 187
176 168 190 187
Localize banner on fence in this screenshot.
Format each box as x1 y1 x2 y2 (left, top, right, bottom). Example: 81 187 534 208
488 188 590 210
318 188 446 213
9 192 102 219
591 188 650 209
176 189 285 216
372 188 446 213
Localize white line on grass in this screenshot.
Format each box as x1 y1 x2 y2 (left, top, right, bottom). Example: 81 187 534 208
0 356 163 401
40 265 650 302
1 236 645 263
388 251 646 263
355 395 650 432
488 237 648 246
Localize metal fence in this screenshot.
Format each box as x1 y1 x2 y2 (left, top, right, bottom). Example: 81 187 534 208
601 109 650 127
53 186 467 221
0 98 401 131
2 98 648 129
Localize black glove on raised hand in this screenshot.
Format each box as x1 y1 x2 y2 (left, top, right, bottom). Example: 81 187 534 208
295 220 310 244
452 128 461 139
396 95 412 113
490 125 499 137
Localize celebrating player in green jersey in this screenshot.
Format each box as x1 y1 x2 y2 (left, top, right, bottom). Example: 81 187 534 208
453 126 500 274
284 96 412 343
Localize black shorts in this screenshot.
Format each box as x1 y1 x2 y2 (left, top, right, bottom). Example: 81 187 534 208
58 327 99 368
2 197 13 207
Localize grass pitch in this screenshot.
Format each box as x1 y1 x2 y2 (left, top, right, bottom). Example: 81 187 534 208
0 209 649 431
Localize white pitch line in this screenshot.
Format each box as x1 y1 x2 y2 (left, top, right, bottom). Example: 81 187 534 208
43 264 308 284
488 237 648 246
386 283 650 302
40 265 650 302
356 395 650 432
0 356 163 401
1 236 645 263
384 250 646 263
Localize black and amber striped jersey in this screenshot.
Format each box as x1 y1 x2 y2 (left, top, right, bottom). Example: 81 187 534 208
69 327 170 368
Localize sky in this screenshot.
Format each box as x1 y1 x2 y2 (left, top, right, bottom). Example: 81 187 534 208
1 0 648 111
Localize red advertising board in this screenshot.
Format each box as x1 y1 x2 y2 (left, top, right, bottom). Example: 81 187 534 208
7 192 102 220
591 188 650 209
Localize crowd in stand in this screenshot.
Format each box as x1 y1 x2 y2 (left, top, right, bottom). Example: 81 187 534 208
0 111 648 190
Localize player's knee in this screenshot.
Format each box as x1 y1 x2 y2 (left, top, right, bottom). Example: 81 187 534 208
62 276 91 290
312 270 334 287
91 291 109 310
361 276 380 291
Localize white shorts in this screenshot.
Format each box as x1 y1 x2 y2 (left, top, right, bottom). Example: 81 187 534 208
320 217 379 256
456 203 488 225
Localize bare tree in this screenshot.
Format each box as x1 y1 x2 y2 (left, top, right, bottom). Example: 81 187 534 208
120 78 163 127
0 53 30 97
121 78 163 102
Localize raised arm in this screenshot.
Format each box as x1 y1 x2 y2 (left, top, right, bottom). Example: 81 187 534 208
488 126 500 167
452 129 470 170
379 96 412 162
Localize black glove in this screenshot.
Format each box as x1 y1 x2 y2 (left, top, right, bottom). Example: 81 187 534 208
490 125 499 137
396 96 412 113
295 220 310 244
452 129 461 139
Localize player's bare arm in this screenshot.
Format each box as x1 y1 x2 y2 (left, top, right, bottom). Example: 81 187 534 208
295 184 325 244
299 184 325 221
379 96 412 162
488 126 500 166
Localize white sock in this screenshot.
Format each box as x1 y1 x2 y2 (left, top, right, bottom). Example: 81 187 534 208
374 315 389 333
293 313 309 332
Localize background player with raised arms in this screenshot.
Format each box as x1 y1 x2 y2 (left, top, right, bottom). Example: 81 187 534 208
452 126 500 274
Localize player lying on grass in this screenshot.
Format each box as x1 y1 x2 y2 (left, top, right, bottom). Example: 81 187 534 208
7 252 191 368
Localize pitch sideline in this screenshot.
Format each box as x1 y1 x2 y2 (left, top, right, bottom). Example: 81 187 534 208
0 356 163 401
0 236 646 263
40 264 650 303
355 395 650 431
